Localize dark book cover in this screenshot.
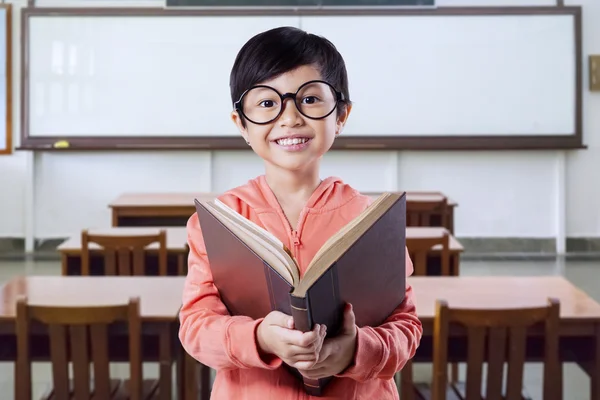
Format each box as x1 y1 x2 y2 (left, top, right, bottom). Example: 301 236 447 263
195 193 406 396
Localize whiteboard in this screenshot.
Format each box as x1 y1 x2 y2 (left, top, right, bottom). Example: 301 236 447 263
28 15 299 138
0 6 8 153
26 12 577 139
301 14 576 136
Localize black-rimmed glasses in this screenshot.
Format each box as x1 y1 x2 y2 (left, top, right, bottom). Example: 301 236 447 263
233 80 345 125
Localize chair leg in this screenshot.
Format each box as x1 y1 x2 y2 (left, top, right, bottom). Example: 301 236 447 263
450 363 459 383
401 361 415 400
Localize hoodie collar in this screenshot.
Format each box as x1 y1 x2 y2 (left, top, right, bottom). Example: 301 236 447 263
253 174 344 211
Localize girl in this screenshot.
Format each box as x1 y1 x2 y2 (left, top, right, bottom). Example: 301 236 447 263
179 26 422 399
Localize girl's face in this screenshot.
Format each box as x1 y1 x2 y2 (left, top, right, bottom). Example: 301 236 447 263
231 65 351 174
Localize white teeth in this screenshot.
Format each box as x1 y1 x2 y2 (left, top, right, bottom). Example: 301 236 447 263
276 137 309 146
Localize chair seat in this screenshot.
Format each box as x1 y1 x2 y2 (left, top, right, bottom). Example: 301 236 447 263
40 378 160 399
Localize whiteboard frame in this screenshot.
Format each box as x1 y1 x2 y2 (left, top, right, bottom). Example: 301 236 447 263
0 4 11 155
18 6 584 152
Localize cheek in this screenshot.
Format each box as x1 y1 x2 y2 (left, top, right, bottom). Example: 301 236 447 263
246 125 273 141
309 118 338 138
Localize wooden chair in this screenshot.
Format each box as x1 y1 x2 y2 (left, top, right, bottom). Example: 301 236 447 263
406 230 451 276
81 229 167 276
412 298 561 400
15 296 161 400
407 197 449 229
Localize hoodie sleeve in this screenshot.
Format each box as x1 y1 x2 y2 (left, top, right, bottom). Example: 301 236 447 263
178 209 283 371
335 248 422 381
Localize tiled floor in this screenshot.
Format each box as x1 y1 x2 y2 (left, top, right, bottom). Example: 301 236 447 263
0 257 598 399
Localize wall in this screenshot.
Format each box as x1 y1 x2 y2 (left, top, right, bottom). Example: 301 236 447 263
0 0 598 248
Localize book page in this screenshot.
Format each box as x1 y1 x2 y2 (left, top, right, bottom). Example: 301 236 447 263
209 200 300 285
293 193 400 297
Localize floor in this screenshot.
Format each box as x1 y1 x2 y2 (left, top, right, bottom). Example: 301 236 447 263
0 257 597 399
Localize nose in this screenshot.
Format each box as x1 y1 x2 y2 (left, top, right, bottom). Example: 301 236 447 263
278 96 303 127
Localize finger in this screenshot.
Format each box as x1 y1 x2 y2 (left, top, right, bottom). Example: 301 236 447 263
321 324 327 338
313 327 327 357
285 344 321 357
284 352 320 362
276 327 322 347
300 367 329 379
291 360 320 370
343 303 356 335
266 311 294 329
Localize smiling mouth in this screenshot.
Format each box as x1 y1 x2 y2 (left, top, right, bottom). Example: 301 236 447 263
274 137 311 146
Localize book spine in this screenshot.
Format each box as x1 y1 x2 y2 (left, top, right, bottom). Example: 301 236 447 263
289 294 312 333
289 294 329 396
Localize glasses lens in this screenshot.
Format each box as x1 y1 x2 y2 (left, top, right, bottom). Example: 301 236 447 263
240 82 339 123
241 86 282 124
296 82 337 119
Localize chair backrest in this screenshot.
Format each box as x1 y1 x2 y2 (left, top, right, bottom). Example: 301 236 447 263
15 296 143 400
406 230 450 276
407 197 449 228
431 298 561 400
81 229 167 276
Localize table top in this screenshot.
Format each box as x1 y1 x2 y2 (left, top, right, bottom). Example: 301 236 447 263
56 227 188 253
406 227 463 252
109 193 218 208
109 191 458 208
56 226 461 254
365 191 458 207
0 276 185 322
408 276 600 321
2 276 597 325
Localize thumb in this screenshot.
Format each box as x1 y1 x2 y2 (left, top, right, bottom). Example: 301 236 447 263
267 311 294 329
343 303 356 335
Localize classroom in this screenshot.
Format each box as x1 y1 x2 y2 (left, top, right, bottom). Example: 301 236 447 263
0 0 598 398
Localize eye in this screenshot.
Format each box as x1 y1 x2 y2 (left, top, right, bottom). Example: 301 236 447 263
301 96 321 105
258 99 277 108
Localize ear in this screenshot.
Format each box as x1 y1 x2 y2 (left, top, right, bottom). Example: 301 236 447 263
231 110 249 144
335 103 352 137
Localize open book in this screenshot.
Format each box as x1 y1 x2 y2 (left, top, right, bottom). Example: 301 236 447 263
194 192 407 396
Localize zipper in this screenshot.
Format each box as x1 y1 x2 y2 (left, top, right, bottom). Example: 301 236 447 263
282 213 302 252
280 210 304 269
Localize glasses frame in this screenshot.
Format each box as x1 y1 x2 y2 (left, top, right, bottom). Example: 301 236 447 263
233 79 346 125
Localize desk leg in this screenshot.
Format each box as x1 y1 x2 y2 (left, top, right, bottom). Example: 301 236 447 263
200 364 211 400
452 255 460 277
159 325 173 400
61 254 68 276
400 360 414 400
182 354 213 400
177 346 185 400
178 254 185 276
592 324 600 400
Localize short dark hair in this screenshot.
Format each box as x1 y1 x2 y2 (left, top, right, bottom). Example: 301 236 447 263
229 26 351 123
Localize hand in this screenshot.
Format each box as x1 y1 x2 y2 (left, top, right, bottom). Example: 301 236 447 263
298 303 357 380
257 310 327 369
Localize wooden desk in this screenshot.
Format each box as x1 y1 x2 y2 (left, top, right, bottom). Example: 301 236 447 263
0 276 195 400
406 227 464 276
57 227 189 276
404 276 600 400
109 193 217 227
109 191 458 232
367 191 458 232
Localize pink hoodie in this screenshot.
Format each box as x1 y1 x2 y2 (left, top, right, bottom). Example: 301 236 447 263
179 175 422 399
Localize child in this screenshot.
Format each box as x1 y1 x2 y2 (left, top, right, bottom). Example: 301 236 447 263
179 26 423 399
